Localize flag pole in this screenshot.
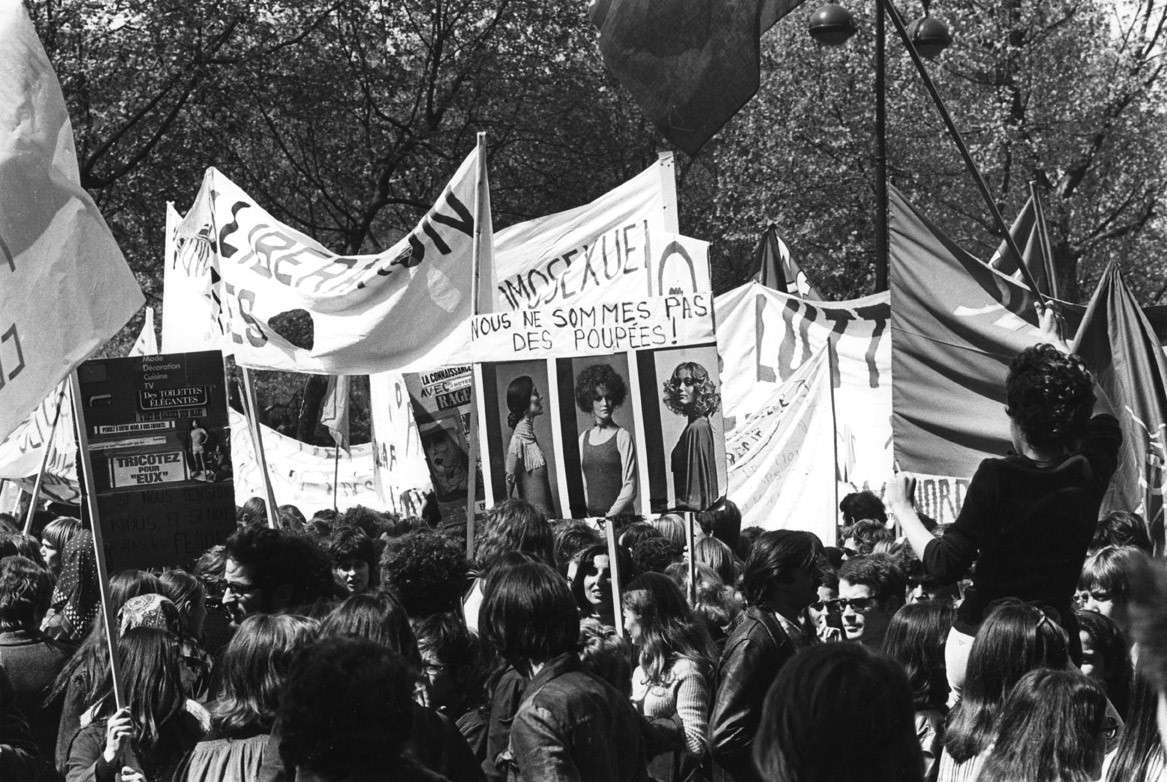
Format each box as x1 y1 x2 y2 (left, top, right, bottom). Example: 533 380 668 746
240 367 280 529
1029 180 1060 300
885 0 1047 304
465 130 489 561
23 384 67 535
68 370 125 709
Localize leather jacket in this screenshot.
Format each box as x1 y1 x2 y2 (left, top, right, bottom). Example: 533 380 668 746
708 607 799 782
506 653 648 782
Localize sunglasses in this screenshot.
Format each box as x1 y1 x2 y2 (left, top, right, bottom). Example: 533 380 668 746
811 597 876 613
676 376 698 387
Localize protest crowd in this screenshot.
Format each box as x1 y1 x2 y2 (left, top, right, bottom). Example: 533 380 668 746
0 331 1165 782
6 0 1167 779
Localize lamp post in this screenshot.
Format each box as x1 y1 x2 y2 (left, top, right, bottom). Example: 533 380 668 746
809 1 951 293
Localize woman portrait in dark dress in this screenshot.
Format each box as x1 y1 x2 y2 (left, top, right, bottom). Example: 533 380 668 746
575 364 637 518
504 375 554 518
662 361 721 511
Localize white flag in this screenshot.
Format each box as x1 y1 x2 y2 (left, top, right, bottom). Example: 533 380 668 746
128 306 159 356
176 148 486 374
162 201 219 353
0 0 143 441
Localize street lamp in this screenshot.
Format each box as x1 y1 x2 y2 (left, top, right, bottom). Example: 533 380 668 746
808 2 951 292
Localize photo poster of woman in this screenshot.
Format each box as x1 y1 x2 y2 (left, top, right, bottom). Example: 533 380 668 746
402 368 484 522
478 360 562 519
636 343 728 514
556 354 642 521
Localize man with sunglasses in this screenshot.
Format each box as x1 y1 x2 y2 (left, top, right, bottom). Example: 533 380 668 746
836 553 906 648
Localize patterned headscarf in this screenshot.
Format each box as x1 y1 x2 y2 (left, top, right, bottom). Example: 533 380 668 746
117 593 182 636
49 529 100 640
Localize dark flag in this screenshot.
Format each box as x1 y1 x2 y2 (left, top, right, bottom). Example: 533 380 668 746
1073 264 1167 548
594 0 806 156
986 192 1059 299
888 185 1044 477
752 224 821 298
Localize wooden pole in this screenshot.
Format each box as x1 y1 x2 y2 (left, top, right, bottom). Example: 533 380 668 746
240 368 280 529
884 0 1047 304
685 513 697 605
68 370 124 709
332 445 341 513
603 518 625 638
465 131 489 561
23 383 67 535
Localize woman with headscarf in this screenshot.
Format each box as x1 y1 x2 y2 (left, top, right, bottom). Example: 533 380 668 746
40 530 99 647
503 375 554 518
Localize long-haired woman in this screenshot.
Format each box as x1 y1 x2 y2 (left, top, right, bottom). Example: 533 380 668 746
50 570 162 773
881 602 955 782
1104 674 1166 781
661 361 721 511
936 599 1069 782
317 592 480 782
40 530 100 646
65 627 207 782
623 571 715 781
38 516 83 578
503 375 554 517
977 669 1108 782
178 614 316 781
464 499 553 634
1075 607 1132 721
158 569 213 702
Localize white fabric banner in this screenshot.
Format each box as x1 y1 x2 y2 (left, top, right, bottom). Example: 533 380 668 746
491 159 711 310
725 348 837 542
0 1 143 441
0 382 78 502
716 281 893 496
229 409 428 516
368 372 433 508
176 148 486 374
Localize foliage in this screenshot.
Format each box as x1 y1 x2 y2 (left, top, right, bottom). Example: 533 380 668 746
28 0 1167 441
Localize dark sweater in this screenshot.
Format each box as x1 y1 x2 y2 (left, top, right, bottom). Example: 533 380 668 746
923 414 1121 638
0 629 69 762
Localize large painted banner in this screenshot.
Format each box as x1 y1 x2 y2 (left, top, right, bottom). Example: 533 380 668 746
725 348 836 542
175 148 488 374
0 1 143 442
229 410 429 516
716 281 892 494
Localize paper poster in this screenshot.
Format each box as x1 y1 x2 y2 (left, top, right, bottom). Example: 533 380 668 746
76 351 234 571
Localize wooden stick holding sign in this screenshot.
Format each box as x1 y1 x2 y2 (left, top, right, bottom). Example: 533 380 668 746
685 512 697 606
603 517 625 638
23 383 67 535
68 370 125 709
240 367 280 530
465 130 490 561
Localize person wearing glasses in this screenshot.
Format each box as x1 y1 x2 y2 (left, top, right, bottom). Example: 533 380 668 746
836 553 906 649
221 527 336 627
574 363 637 518
661 360 721 511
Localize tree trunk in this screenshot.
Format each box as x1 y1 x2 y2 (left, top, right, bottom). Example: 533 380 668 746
297 374 330 443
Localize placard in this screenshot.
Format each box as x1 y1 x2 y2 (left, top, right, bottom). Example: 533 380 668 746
76 351 234 571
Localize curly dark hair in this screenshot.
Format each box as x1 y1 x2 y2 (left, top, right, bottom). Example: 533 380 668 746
225 527 336 611
630 537 683 574
661 361 721 418
279 637 415 778
1005 344 1095 452
574 363 627 413
379 531 470 618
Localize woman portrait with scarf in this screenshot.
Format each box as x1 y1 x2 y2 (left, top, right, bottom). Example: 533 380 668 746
503 375 554 518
